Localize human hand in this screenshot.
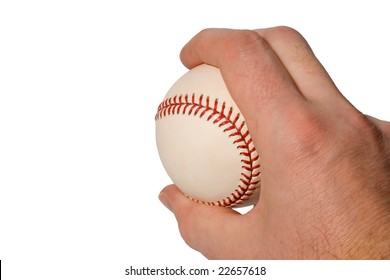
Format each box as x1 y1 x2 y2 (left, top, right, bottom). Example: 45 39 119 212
158 27 390 259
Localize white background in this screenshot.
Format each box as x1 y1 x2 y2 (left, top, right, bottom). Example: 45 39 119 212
1 0 389 279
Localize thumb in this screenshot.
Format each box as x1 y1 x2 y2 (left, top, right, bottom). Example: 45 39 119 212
159 185 248 259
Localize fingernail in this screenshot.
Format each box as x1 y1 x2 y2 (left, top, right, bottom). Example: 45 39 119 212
159 191 172 212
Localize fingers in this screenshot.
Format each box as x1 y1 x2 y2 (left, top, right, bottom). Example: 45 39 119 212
254 27 342 101
180 28 305 130
159 185 252 259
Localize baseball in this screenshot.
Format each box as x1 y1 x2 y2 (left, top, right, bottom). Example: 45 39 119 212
155 64 261 207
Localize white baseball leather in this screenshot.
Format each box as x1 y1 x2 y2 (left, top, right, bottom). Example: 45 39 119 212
156 64 261 207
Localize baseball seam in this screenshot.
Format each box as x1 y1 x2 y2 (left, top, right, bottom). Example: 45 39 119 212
156 93 260 207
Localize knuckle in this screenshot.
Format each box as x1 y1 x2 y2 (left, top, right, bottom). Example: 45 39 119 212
197 27 215 37
280 105 388 173
223 30 268 61
271 26 315 65
279 106 329 162
347 111 386 153
271 26 305 43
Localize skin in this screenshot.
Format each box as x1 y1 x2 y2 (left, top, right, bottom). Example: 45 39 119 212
158 27 390 259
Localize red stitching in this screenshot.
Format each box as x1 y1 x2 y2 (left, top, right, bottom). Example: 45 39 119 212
156 93 260 207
